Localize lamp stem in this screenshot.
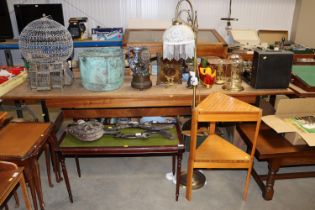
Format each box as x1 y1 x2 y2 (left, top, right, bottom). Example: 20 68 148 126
192 31 198 108
175 0 195 26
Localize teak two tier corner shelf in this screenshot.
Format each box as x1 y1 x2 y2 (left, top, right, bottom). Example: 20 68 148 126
186 92 262 201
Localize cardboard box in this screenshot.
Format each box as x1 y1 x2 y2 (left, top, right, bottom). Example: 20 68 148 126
230 29 261 49
258 30 288 45
262 98 315 146
91 27 123 41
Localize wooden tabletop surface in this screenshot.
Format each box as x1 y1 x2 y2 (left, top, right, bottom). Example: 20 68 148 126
196 92 261 114
2 75 293 108
289 83 315 97
238 123 315 159
0 123 51 159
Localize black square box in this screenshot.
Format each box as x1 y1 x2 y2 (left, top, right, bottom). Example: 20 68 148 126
251 49 293 89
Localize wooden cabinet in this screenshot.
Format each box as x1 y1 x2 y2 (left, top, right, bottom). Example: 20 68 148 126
124 29 228 58
186 92 261 200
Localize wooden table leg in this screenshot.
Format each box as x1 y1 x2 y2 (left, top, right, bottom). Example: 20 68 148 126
44 144 53 187
40 100 50 122
263 161 280 200
60 154 73 203
14 100 24 118
13 192 20 207
75 156 81 178
23 161 39 210
31 158 45 210
175 151 183 201
172 155 175 176
48 135 62 182
19 174 32 210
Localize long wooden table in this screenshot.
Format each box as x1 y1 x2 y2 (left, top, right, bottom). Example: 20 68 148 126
237 123 315 200
1 76 296 203
2 76 294 121
289 83 315 98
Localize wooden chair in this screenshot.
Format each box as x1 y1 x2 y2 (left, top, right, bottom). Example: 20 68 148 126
186 92 261 201
0 161 32 210
0 112 7 126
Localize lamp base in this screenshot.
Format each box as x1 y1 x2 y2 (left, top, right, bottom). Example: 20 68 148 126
180 170 206 190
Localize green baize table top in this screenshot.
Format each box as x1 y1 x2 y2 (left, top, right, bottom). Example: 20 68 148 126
60 127 179 148
292 65 315 86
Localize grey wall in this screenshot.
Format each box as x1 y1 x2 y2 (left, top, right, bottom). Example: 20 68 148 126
7 0 296 41
2 0 298 66
292 0 315 48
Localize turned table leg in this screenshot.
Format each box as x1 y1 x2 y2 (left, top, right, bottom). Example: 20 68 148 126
263 161 280 200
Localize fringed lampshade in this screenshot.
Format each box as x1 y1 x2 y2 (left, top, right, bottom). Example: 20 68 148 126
163 24 195 61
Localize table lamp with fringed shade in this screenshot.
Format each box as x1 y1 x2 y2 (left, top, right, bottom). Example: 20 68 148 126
163 24 195 61
162 0 206 191
163 0 198 107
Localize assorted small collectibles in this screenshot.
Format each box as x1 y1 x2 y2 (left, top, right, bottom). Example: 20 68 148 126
198 58 216 88
66 119 175 141
127 46 152 90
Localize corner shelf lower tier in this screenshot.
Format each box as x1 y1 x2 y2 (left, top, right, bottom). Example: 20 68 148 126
194 134 251 169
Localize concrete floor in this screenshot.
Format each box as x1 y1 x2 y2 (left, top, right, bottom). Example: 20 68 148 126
5 153 315 210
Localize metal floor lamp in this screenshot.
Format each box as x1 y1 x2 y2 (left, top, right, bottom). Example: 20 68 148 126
162 0 206 190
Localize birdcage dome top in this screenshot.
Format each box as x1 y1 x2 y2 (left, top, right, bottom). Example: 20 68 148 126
19 17 73 63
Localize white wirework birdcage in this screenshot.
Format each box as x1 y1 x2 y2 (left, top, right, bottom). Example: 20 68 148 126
19 17 73 90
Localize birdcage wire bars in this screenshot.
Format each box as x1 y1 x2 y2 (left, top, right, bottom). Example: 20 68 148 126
19 17 73 90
